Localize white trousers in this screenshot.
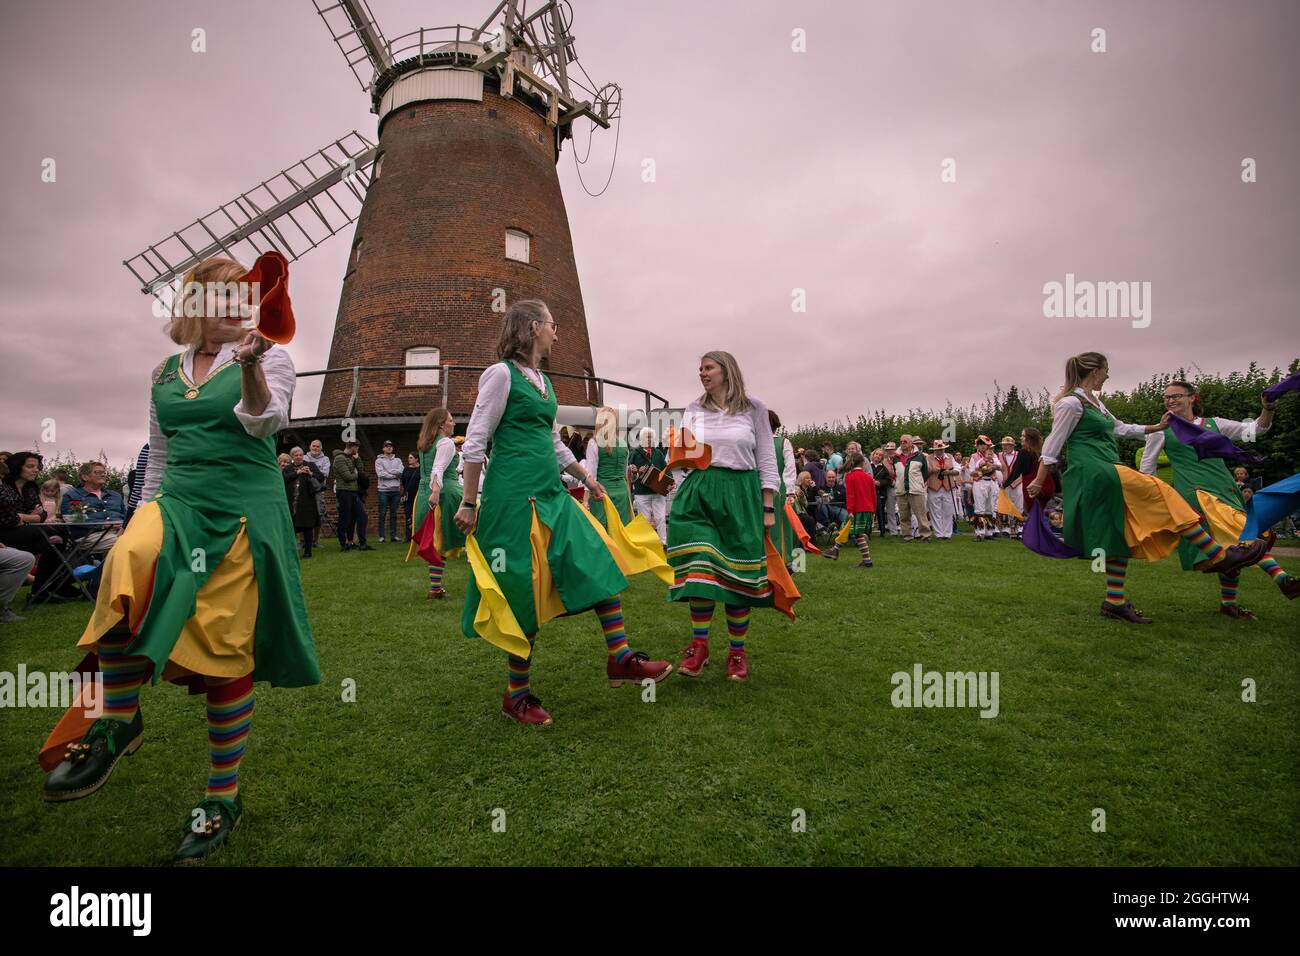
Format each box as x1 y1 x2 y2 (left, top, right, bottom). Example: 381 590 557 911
927 488 955 538
972 479 999 516
633 493 668 543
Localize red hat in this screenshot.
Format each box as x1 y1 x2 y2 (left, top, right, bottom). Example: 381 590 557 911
242 251 295 344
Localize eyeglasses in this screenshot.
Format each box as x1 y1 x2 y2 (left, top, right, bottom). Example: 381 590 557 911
1163 392 1193 402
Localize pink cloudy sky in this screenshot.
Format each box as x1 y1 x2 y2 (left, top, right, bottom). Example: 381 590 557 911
2 0 1297 468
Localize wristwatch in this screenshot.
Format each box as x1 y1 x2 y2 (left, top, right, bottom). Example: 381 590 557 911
459 499 477 510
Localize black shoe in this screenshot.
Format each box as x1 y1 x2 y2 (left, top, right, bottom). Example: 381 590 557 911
1203 538 1268 577
43 712 144 802
1099 601 1153 624
856 559 873 568
174 795 243 864
357 544 375 552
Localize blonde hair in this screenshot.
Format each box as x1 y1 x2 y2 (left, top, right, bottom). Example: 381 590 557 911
594 406 621 450
495 299 551 364
418 407 453 452
1053 352 1108 403
697 350 752 413
166 257 247 346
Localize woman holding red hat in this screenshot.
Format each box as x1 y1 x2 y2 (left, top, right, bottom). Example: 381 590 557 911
39 256 320 862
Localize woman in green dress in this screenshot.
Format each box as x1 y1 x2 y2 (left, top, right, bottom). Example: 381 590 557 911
409 406 467 598
668 351 799 685
1140 380 1294 617
454 300 672 726
767 409 798 571
39 256 321 862
584 405 633 530
1027 352 1269 624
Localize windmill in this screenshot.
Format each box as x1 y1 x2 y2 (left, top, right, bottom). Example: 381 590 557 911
123 0 631 453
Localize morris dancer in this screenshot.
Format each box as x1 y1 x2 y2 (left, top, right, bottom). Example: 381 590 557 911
455 301 671 726
1028 353 1268 623
40 255 320 862
1140 380 1296 615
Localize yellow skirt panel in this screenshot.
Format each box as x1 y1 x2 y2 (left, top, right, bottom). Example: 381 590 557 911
1195 488 1246 546
1115 466 1202 561
593 494 673 586
78 501 257 679
464 534 532 660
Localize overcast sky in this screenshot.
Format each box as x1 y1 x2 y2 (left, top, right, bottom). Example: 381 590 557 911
2 0 1297 467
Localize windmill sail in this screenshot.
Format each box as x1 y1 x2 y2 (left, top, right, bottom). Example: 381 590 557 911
312 0 392 93
123 131 378 305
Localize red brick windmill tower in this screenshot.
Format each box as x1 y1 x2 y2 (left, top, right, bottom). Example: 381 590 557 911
124 0 623 437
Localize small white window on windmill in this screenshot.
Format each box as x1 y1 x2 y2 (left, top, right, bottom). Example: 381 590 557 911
505 229 530 263
405 346 440 387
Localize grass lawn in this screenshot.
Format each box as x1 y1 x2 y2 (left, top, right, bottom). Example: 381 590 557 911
1 526 1297 866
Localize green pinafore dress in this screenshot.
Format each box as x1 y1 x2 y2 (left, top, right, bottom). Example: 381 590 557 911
592 442 632 529
415 435 467 554
771 437 794 564
460 362 628 653
1060 401 1197 561
79 351 320 688
1163 418 1247 570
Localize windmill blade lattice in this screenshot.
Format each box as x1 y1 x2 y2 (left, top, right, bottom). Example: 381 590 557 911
123 131 378 304
312 0 392 92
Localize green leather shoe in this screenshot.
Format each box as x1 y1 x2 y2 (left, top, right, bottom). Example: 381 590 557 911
174 795 243 864
42 712 143 802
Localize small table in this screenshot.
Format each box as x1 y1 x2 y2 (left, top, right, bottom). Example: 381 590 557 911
25 519 119 606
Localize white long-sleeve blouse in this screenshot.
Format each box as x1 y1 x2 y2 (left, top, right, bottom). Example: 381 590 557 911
1040 389 1148 466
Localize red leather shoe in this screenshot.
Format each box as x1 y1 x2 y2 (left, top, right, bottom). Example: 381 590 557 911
726 648 749 682
677 640 709 677
1219 604 1257 620
607 651 673 687
501 692 553 726
1281 576 1300 600
427 590 445 600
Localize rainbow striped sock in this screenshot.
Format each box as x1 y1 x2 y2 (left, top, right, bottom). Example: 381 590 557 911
507 639 535 700
1218 573 1240 607
1258 555 1289 587
1104 558 1128 606
724 603 750 651
205 675 254 800
689 598 714 643
98 632 148 723
428 561 444 593
854 534 871 560
595 598 631 663
1181 525 1223 565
